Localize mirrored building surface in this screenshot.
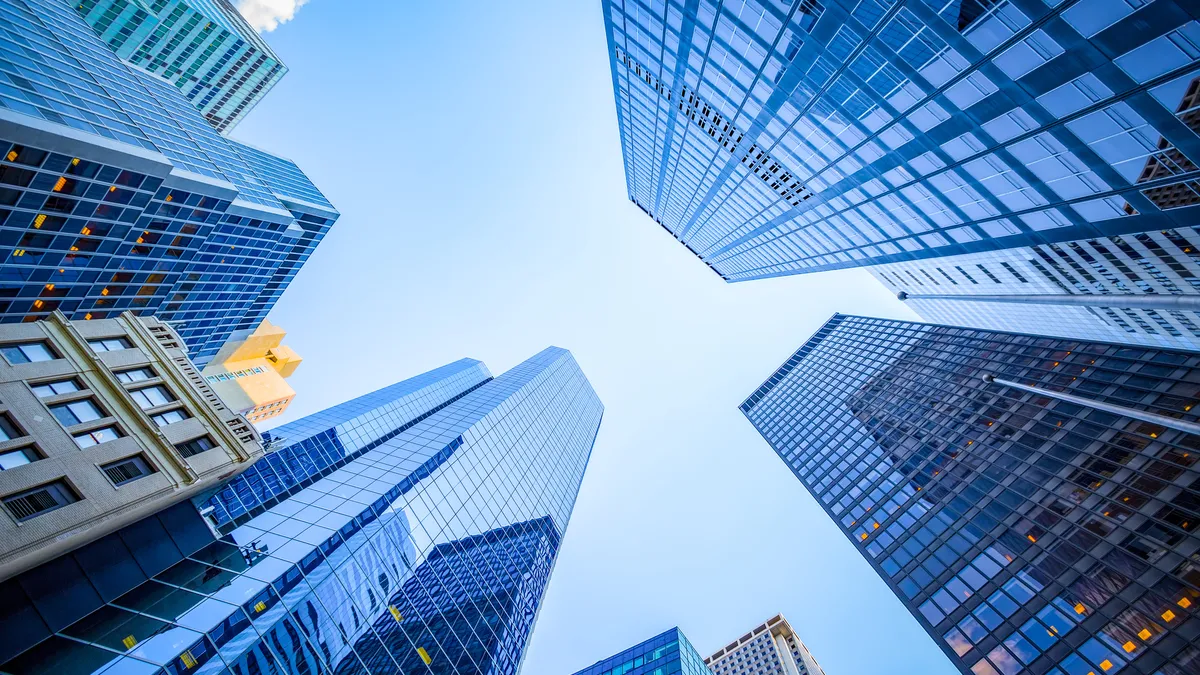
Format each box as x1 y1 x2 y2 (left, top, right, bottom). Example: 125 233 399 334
0 0 337 368
568 627 709 675
603 0 1200 281
742 315 1200 674
0 346 603 675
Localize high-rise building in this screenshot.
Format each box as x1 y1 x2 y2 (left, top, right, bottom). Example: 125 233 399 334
0 0 337 368
869 233 1200 351
73 0 287 133
201 319 300 423
0 346 602 675
0 309 262 581
741 314 1200 674
569 627 710 675
602 0 1200 282
704 615 825 675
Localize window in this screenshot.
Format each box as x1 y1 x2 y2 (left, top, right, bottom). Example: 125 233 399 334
3 480 78 521
0 414 22 441
115 367 154 384
73 425 121 448
1 342 56 364
101 455 154 486
151 409 188 427
88 337 132 352
175 436 215 458
31 378 81 398
50 399 104 426
0 447 38 470
130 385 173 409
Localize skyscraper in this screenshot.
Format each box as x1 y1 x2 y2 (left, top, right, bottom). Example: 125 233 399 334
201 319 301 423
0 0 337 368
602 0 1200 281
73 0 287 133
569 627 710 675
704 615 825 675
742 315 1200 674
0 346 602 675
870 235 1200 352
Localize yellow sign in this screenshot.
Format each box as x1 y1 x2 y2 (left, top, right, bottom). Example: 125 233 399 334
417 647 432 666
254 601 267 613
122 635 137 649
181 651 197 668
388 605 403 622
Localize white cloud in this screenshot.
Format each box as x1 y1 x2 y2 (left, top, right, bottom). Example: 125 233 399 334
235 0 310 32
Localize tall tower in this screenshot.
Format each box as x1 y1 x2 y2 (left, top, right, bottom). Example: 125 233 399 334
742 315 1200 674
569 627 711 675
705 615 825 675
0 0 337 367
0 346 603 675
602 0 1200 283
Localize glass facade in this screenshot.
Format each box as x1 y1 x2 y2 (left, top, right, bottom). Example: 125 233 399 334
871 234 1200 351
0 0 337 367
603 0 1200 281
0 346 603 675
73 0 288 133
569 627 709 675
742 315 1200 674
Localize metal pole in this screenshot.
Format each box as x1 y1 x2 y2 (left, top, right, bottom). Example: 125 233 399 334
897 291 1200 311
981 374 1200 436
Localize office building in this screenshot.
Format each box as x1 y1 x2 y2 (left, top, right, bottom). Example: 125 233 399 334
201 319 299 423
570 627 709 675
0 346 603 675
603 0 1200 281
742 315 1200 674
0 309 262 582
0 0 338 368
870 231 1200 351
705 615 825 675
73 0 287 133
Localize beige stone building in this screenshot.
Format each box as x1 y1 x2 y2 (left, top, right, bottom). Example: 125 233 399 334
0 311 263 581
706 615 826 675
200 319 300 424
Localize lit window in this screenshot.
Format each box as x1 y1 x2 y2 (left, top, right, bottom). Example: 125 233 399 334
1 342 57 364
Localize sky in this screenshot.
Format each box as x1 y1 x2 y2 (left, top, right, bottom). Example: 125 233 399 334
230 2 959 674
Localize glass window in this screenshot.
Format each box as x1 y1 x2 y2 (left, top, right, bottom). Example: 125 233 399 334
101 455 153 486
0 447 38 471
130 385 173 409
151 409 188 427
1 342 56 364
944 627 973 656
0 414 22 441
2 480 77 521
31 378 81 398
88 337 132 352
175 436 215 458
115 367 154 384
50 399 104 426
74 425 121 448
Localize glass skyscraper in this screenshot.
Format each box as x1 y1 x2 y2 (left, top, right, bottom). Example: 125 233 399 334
569 627 710 675
602 0 1200 281
0 0 336 367
742 315 1199 674
73 0 287 133
0 346 603 675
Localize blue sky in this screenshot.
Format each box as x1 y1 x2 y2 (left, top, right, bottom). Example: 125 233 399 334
231 2 957 674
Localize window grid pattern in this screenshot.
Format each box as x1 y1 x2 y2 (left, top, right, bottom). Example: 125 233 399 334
1 347 603 675
604 0 1200 282
570 627 711 675
743 315 1200 674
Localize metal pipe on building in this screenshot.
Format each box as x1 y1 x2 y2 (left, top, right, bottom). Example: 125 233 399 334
897 291 1200 311
981 374 1200 437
